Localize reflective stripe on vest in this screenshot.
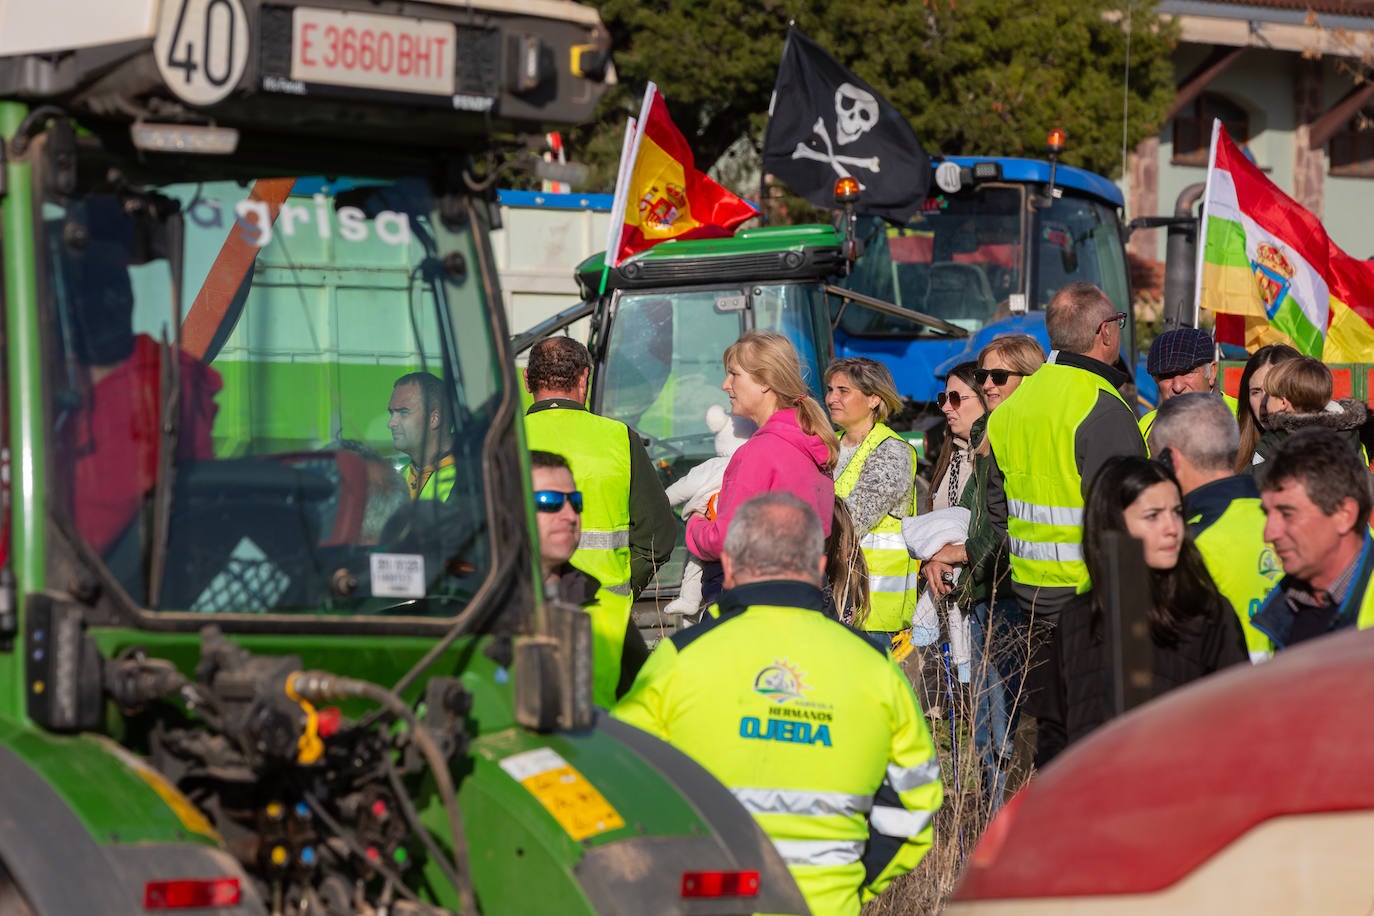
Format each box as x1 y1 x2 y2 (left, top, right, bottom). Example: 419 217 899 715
771 839 866 868
887 759 941 792
986 361 1134 591
525 405 635 706
1008 537 1085 563
579 529 631 550
732 787 873 819
1007 499 1083 529
870 805 934 839
834 423 920 632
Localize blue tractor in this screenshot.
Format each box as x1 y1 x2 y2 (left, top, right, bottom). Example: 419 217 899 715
832 155 1156 432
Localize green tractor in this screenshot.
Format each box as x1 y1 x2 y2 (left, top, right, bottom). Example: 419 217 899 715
0 1 805 913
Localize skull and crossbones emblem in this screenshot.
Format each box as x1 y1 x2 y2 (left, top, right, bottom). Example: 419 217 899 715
791 82 881 180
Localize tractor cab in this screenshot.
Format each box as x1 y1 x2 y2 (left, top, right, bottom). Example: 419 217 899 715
0 2 807 914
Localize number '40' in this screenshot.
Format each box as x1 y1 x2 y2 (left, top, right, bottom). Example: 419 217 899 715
166 0 237 88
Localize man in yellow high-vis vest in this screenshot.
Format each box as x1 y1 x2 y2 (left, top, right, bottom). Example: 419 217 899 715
524 337 676 706
614 493 942 916
388 370 456 502
1147 392 1280 662
985 282 1145 767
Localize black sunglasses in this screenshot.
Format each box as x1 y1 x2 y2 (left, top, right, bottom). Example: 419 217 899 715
936 390 970 409
1097 312 1128 333
973 368 1026 386
534 490 583 513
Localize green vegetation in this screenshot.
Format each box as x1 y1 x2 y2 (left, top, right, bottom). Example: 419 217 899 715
573 0 1177 189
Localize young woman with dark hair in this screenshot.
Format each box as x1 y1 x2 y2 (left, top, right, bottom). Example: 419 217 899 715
1235 343 1300 473
1062 455 1248 745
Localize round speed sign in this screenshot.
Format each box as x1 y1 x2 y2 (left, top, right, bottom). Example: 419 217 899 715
154 0 250 106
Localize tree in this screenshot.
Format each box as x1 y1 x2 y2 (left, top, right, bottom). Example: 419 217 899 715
570 0 1176 197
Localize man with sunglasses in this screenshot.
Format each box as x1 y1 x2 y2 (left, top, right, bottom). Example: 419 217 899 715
1137 326 1236 443
531 450 650 699
524 336 676 707
984 282 1145 767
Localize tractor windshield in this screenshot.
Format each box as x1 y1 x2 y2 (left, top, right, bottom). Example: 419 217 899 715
836 184 1129 334
595 282 830 475
42 175 505 619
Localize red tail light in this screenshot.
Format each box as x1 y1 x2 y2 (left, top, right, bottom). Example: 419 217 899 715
680 870 760 898
144 877 241 909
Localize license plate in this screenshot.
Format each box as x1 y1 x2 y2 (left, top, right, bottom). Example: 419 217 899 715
291 7 456 96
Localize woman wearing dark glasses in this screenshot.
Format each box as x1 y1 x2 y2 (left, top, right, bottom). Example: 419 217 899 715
928 335 1044 810
824 357 919 642
975 334 1046 410
921 363 988 685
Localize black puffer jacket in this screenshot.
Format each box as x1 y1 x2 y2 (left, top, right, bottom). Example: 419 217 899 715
1059 590 1248 746
1252 398 1368 469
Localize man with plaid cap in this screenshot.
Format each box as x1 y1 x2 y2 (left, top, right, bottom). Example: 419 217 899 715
1138 327 1238 441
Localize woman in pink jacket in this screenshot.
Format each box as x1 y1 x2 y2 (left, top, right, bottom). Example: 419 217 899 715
687 331 838 565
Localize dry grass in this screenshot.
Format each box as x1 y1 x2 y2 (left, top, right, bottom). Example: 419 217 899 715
864 617 1042 915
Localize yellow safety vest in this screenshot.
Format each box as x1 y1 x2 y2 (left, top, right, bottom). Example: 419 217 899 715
1139 392 1239 451
613 586 942 916
1191 495 1280 662
406 454 456 502
986 361 1135 591
834 424 920 632
1356 584 1374 630
525 404 634 707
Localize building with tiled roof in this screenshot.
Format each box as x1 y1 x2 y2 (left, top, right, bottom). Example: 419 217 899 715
1128 0 1374 271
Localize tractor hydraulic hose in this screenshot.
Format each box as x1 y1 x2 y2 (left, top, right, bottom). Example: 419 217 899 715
385 756 466 899
290 672 478 915
301 790 430 909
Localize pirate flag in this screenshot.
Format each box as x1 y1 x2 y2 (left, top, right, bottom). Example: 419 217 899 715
763 28 931 223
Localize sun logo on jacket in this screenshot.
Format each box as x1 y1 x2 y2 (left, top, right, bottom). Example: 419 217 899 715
753 660 809 703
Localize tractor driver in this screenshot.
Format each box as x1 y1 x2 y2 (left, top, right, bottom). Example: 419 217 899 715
387 370 455 501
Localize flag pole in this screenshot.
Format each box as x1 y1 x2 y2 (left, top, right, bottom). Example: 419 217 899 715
601 112 640 295
602 84 657 295
1193 118 1222 330
760 26 795 226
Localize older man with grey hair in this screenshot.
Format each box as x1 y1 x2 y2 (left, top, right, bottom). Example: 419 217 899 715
614 492 942 916
984 281 1145 766
1148 392 1279 660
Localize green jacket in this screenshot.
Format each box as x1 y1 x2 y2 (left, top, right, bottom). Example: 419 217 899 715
955 415 1013 608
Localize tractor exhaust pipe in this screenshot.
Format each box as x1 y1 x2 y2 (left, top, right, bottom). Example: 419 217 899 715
1162 182 1206 330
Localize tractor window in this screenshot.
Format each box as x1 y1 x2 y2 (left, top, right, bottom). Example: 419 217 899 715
752 283 832 400
836 186 1025 336
1034 195 1130 312
42 177 502 619
597 288 744 472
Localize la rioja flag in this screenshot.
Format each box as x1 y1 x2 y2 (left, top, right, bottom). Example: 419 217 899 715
605 83 756 268
1198 119 1374 361
762 28 931 223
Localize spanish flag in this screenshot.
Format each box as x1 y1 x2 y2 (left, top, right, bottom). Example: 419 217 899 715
1198 120 1374 362
605 83 756 268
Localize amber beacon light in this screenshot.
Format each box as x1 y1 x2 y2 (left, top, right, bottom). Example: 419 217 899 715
833 176 861 205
